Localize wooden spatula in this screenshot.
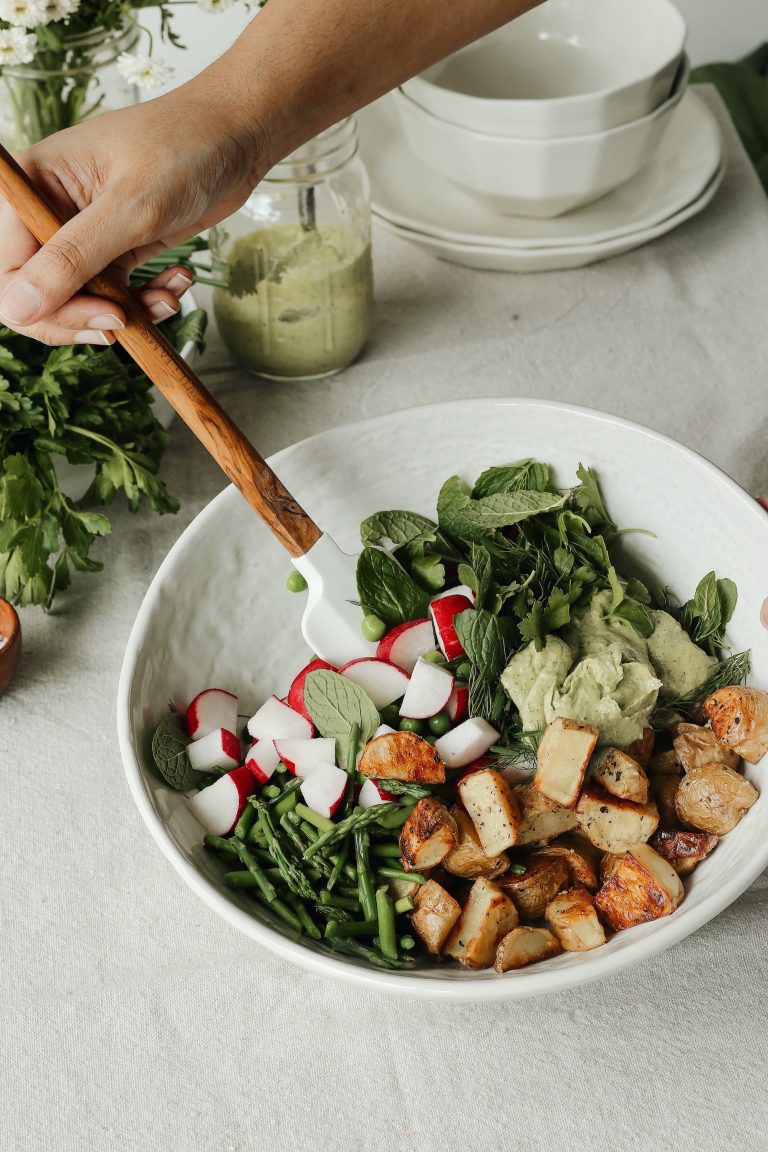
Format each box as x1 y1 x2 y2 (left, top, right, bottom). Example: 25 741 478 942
0 144 376 668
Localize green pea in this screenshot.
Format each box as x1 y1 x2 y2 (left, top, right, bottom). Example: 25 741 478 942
428 711 452 736
361 614 387 642
380 703 401 727
456 661 472 681
399 717 424 735
286 570 308 593
422 650 446 665
422 733 437 746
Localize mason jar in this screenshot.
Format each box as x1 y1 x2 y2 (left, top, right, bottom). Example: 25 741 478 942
210 118 374 381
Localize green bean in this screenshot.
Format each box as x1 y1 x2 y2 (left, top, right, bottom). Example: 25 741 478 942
327 838 349 892
288 898 322 940
355 830 378 921
376 802 417 831
369 842 402 859
394 896 415 915
327 937 401 969
262 784 281 800
223 870 260 888
324 918 379 939
341 723 360 818
269 899 303 933
376 886 398 960
377 866 427 885
319 890 362 911
204 834 240 858
268 776 302 811
233 802 256 841
245 821 268 848
303 803 398 861
274 789 298 817
208 837 277 905
295 803 335 833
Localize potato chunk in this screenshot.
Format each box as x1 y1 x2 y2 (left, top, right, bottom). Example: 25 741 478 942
648 749 682 777
444 878 519 969
623 727 655 768
673 722 739 774
674 763 758 835
399 798 457 871
443 804 510 879
651 775 681 829
358 731 445 783
497 856 570 921
649 828 719 875
458 769 520 856
594 842 684 931
591 747 649 804
575 785 659 853
411 880 461 955
530 831 600 892
493 926 561 973
534 717 598 808
704 686 768 764
513 783 579 846
545 886 606 952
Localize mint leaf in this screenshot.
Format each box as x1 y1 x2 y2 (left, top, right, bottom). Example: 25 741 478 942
303 669 380 765
459 489 567 531
151 714 202 791
360 510 437 549
454 609 513 682
356 546 429 626
717 578 738 632
472 460 552 498
612 598 655 638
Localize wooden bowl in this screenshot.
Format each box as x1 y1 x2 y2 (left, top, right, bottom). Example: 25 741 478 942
0 598 21 694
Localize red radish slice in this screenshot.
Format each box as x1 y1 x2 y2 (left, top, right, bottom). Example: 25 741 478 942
376 619 436 674
372 723 397 739
186 689 238 741
399 658 454 719
431 584 475 603
300 762 347 819
435 717 499 768
187 728 241 773
247 696 314 741
339 658 410 709
274 737 336 778
446 682 469 724
359 778 396 809
287 658 335 722
186 765 254 835
429 593 474 661
245 739 280 785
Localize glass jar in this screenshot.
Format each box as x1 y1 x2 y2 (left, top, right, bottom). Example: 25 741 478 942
210 118 373 381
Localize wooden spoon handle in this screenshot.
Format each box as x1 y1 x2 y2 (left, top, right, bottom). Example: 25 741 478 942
0 144 322 559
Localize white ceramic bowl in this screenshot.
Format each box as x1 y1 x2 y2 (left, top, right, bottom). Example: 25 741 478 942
393 59 688 217
402 0 687 139
118 398 768 1001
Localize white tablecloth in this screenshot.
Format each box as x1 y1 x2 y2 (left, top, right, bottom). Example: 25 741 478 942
3 89 768 1152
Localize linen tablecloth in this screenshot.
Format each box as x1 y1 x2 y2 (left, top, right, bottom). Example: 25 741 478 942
3 88 768 1152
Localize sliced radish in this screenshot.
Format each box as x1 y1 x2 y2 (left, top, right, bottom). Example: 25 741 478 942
245 739 280 785
431 584 475 604
187 765 254 835
435 717 500 769
339 657 410 709
429 593 474 661
359 778 396 809
300 762 347 819
274 737 337 778
446 682 470 724
287 658 335 722
247 695 314 741
186 688 239 741
372 724 397 739
187 727 241 773
376 619 437 674
399 658 454 719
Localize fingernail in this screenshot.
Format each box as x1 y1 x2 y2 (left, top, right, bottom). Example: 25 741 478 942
0 280 42 325
762 598 768 631
166 272 193 295
87 313 125 331
75 330 111 345
148 300 176 322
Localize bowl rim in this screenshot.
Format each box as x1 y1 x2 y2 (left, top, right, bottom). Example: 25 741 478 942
117 396 768 1000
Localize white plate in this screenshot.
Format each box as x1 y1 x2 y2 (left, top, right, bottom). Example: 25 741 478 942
118 398 768 1001
359 88 721 249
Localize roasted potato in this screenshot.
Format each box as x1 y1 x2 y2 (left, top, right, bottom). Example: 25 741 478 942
623 727 655 768
704 686 768 764
594 842 684 931
411 879 461 955
648 749 683 776
575 785 659 853
496 856 570 920
599 853 623 883
443 804 510 879
674 763 758 835
530 831 601 892
444 878 519 969
673 722 739 773
458 769 520 856
649 828 719 875
493 926 561 973
387 876 420 902
651 775 681 829
513 783 579 846
399 798 457 871
591 747 649 804
534 717 598 808
545 886 606 952
358 731 445 783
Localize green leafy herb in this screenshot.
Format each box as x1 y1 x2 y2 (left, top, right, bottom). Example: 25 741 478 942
360 510 437 549
151 714 202 791
356 546 429 627
573 463 616 533
678 571 739 654
653 649 751 727
472 460 553 498
303 669 380 765
612 597 656 637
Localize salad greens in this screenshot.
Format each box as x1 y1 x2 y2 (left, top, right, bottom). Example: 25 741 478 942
303 668 380 765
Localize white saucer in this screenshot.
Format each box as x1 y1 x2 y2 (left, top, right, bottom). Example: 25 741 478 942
373 161 724 272
358 88 721 250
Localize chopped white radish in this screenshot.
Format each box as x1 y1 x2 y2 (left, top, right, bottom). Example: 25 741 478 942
339 657 410 709
376 619 437 673
446 682 469 724
187 727 241 773
399 658 454 719
247 695 314 741
431 584 475 603
435 717 500 769
287 658 335 722
359 778 396 809
245 739 280 785
429 593 474 661
274 737 337 778
300 762 347 819
186 689 238 741
373 724 397 738
186 766 254 835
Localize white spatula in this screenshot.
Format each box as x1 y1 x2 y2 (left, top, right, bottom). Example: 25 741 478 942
0 144 376 668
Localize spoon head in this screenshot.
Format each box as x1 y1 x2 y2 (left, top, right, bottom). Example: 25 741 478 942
0 598 21 694
292 534 378 668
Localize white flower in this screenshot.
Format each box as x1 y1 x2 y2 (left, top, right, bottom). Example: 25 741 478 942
38 0 80 23
0 27 36 63
0 0 46 29
197 0 237 11
116 51 174 91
